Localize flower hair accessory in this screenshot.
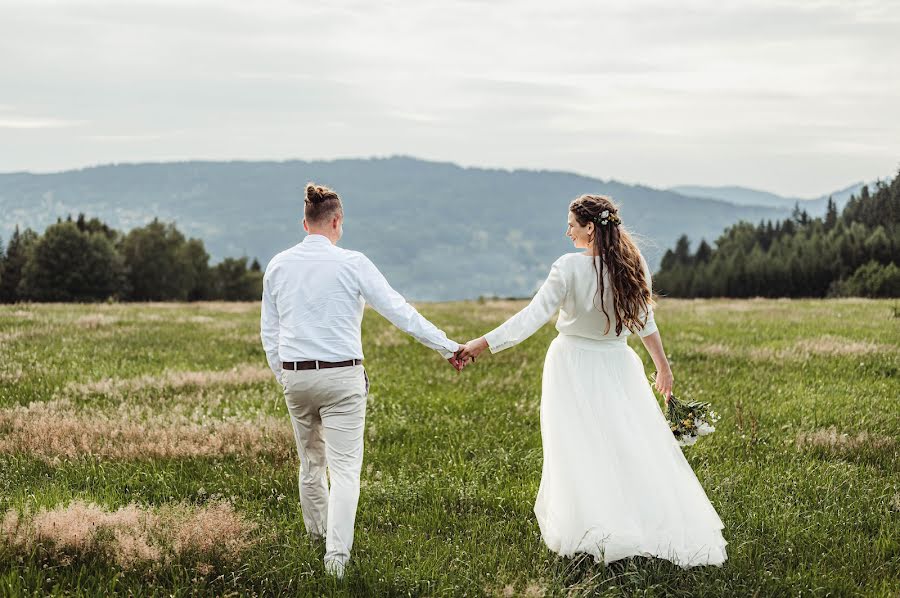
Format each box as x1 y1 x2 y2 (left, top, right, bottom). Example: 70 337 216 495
594 209 621 227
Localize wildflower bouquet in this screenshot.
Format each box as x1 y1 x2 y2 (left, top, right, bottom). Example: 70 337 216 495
649 374 720 447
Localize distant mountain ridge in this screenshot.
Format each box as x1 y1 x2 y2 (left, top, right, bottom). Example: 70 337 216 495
669 182 868 211
0 156 864 300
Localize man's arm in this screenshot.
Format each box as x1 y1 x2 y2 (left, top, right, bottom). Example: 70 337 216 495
260 268 283 382
357 255 459 359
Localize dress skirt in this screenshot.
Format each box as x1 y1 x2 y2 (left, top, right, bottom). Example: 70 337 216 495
534 333 728 568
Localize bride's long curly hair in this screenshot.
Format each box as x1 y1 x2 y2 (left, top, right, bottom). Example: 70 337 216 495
569 194 655 336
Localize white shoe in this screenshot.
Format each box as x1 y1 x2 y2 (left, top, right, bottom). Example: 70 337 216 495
324 558 345 580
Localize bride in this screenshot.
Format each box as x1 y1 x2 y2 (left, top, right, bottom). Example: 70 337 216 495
458 194 728 568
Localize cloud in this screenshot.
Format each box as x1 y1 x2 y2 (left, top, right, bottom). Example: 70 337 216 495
84 133 171 142
0 117 86 129
0 0 897 194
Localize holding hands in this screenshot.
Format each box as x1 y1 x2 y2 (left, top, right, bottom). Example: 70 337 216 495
447 337 490 372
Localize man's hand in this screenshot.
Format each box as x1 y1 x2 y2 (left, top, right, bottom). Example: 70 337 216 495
458 337 489 364
447 344 468 373
448 354 465 372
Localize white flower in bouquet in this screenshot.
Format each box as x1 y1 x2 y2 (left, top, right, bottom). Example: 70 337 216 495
649 373 719 447
695 420 716 436
678 435 699 447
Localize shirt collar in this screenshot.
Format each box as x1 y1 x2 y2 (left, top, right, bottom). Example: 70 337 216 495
303 234 332 245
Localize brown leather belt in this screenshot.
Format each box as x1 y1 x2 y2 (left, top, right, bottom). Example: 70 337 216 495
282 359 362 371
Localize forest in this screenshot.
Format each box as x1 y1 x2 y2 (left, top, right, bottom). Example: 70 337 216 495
0 216 262 302
653 169 899 298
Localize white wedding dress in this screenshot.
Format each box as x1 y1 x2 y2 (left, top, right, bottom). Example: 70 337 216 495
483 252 728 568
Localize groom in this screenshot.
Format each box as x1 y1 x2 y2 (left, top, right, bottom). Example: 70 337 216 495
260 182 465 579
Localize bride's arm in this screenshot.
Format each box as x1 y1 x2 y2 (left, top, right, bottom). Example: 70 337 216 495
639 331 673 403
460 257 567 360
635 256 673 402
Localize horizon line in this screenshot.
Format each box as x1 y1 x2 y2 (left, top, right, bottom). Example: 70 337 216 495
0 153 879 202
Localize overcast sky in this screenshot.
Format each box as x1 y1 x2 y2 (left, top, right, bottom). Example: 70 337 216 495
1 0 898 196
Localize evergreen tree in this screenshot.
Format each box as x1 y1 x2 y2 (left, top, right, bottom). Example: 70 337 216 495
824 197 838 231
695 240 712 263
0 226 38 303
1 214 267 303
212 257 262 301
835 261 900 298
120 219 197 301
180 238 212 301
654 167 899 298
75 212 117 240
673 235 692 265
18 221 124 301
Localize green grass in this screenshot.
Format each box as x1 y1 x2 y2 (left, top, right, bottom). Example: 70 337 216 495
0 299 898 597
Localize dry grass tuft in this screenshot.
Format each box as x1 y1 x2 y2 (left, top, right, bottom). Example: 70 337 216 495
136 312 166 322
487 581 548 597
693 335 894 360
790 335 886 356
75 314 120 329
523 581 547 597
0 365 24 384
694 343 733 356
370 326 407 348
67 364 273 396
795 427 897 455
186 315 214 324
165 500 254 561
240 333 263 345
444 300 529 325
0 399 293 462
0 330 26 342
190 302 258 314
890 493 900 512
1 500 256 570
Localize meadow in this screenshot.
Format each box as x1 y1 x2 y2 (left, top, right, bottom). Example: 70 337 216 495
0 299 897 597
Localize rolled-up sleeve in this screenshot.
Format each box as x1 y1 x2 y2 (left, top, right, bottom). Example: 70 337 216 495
357 255 459 359
484 257 567 353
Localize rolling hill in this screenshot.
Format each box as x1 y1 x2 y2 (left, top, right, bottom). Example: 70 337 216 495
0 157 821 300
668 182 867 212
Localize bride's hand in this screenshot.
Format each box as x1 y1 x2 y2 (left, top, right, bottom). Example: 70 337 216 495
654 368 674 403
458 337 489 364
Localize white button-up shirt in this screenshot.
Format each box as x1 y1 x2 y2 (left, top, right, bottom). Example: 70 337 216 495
260 234 459 379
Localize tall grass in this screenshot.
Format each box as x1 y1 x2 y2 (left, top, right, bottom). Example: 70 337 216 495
0 299 897 596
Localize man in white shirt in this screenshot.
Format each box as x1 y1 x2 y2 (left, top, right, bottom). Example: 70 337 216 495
260 183 463 579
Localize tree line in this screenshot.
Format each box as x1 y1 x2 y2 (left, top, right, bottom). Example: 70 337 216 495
653 169 900 298
0 215 263 303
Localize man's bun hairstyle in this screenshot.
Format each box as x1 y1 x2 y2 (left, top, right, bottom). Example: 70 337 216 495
304 182 342 223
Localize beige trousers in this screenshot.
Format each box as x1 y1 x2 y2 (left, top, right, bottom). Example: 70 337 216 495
282 364 368 564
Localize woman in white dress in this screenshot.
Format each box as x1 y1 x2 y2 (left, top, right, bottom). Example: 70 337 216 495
459 194 728 568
